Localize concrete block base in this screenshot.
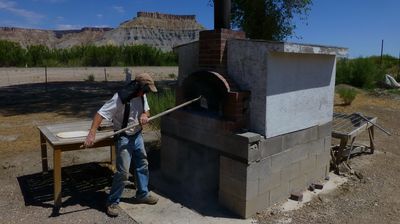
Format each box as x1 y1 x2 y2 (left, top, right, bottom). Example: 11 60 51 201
160 116 332 218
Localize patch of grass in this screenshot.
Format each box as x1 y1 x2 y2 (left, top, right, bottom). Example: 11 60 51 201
387 88 400 95
168 73 177 79
337 88 358 105
84 74 95 82
147 88 175 130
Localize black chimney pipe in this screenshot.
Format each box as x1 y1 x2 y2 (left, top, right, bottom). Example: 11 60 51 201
214 0 231 29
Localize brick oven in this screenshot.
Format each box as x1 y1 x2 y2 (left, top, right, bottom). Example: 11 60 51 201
159 0 347 218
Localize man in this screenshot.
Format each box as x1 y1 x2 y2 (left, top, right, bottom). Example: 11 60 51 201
84 73 159 217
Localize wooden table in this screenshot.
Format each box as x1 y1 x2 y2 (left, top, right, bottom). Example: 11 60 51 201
331 113 377 173
37 120 115 213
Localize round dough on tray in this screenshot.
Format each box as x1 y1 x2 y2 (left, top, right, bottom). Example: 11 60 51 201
56 130 89 139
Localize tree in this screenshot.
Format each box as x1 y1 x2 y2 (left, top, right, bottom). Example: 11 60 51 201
0 40 26 66
211 0 312 41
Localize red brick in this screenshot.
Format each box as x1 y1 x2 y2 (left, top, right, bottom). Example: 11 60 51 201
290 192 303 202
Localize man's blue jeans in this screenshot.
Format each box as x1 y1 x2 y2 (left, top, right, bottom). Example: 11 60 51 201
107 132 149 205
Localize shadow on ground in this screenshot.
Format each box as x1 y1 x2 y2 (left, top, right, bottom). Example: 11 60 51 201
17 162 113 215
0 80 177 118
0 82 122 118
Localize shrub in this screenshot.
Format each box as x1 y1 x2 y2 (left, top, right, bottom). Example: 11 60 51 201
146 89 175 130
0 41 178 67
336 57 385 89
337 88 357 105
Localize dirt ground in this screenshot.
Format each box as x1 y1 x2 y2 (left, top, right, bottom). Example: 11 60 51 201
0 82 399 224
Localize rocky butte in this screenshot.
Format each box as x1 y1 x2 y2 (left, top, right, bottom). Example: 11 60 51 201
0 12 205 51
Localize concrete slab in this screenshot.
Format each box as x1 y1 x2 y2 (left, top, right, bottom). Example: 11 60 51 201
119 191 255 224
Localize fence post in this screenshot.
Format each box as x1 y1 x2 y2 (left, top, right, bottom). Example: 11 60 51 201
104 67 107 82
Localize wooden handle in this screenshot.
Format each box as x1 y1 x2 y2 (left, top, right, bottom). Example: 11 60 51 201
81 96 202 148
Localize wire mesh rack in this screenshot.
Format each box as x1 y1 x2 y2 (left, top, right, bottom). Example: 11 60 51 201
331 112 377 174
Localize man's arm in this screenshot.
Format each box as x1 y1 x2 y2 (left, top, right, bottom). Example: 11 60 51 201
84 112 104 147
140 110 150 125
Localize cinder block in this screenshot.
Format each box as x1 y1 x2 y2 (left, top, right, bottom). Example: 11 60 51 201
162 116 262 161
247 160 261 181
219 190 246 218
219 174 247 200
289 174 306 193
246 192 270 218
280 161 301 182
318 122 332 139
316 151 331 170
270 150 291 172
316 151 331 167
237 132 262 143
219 186 269 219
258 157 272 179
324 136 332 152
283 126 318 149
270 183 290 205
219 156 232 174
307 167 325 185
261 135 283 158
300 155 316 174
160 136 181 178
287 143 309 164
162 116 250 160
230 159 248 181
246 179 260 200
220 156 247 181
259 171 281 194
307 138 325 156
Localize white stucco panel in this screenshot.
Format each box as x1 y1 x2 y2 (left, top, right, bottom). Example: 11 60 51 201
265 87 333 138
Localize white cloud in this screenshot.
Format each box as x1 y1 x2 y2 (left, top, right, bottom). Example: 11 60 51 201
56 24 82 30
0 0 44 23
97 14 103 19
0 0 16 9
94 25 109 28
32 0 66 3
113 6 124 14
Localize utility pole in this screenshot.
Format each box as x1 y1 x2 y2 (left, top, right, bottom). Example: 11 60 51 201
398 51 400 77
380 39 384 67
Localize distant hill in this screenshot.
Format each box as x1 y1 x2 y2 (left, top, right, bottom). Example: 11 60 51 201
0 12 205 51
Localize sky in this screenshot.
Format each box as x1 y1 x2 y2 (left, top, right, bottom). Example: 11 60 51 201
0 0 398 58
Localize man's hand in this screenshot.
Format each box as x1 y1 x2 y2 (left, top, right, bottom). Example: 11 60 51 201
83 129 96 148
140 113 149 125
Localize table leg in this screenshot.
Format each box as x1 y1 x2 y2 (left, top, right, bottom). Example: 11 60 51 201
368 126 375 154
40 132 48 173
53 147 62 212
332 137 348 174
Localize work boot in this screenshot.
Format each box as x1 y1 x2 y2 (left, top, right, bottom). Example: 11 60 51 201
106 203 119 217
135 194 159 205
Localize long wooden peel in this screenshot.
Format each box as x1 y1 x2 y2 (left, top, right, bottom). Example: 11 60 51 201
82 96 202 147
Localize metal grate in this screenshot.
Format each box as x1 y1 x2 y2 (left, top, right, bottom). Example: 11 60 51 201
332 112 372 136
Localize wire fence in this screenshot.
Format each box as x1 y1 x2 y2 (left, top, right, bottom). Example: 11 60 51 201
0 66 178 87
